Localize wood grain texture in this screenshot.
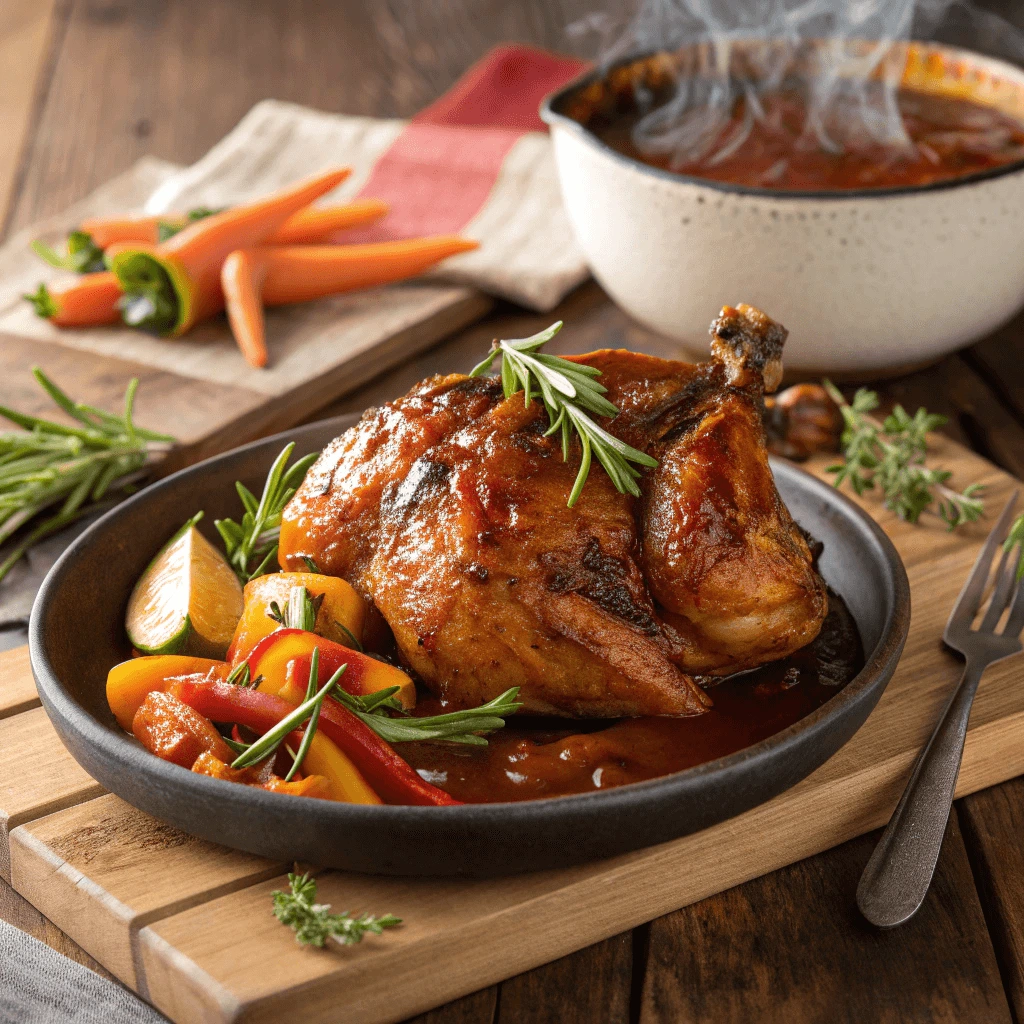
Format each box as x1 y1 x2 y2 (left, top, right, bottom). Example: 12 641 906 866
0 0 59 226
496 934 633 1024
640 816 1012 1024
0 646 38 719
404 988 497 1024
0 873 118 984
959 780 1024 1024
9 794 283 987
0 706 104 882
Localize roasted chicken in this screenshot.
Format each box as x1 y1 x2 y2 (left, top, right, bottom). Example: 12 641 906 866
279 304 828 717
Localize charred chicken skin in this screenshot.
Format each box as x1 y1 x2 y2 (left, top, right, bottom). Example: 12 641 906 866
279 304 828 717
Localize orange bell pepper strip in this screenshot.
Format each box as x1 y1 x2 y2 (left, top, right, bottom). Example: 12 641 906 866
106 655 228 731
23 273 123 327
246 628 417 710
169 678 458 806
221 236 478 367
227 571 368 664
107 167 351 337
77 198 388 251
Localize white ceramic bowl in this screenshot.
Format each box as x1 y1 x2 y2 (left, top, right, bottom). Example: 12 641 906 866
541 42 1024 377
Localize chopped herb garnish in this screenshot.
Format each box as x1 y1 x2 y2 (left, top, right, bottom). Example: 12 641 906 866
272 871 400 947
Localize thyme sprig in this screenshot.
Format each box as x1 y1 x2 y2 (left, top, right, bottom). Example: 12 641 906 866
272 872 400 948
0 369 174 583
823 381 985 529
214 442 317 583
469 322 657 506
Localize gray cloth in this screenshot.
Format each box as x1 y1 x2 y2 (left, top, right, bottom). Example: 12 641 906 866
0 920 167 1023
0 513 103 628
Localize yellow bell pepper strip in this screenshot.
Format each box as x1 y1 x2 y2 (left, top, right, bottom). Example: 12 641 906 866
245 628 417 710
107 167 351 337
227 572 368 664
106 655 228 731
24 273 123 327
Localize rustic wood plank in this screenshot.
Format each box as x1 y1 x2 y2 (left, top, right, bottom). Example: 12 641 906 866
0 646 38 720
9 794 282 987
0 873 118 984
0 0 60 228
0 705 104 882
639 815 1011 1024
495 934 632 1024
959 779 1024 1023
405 988 498 1024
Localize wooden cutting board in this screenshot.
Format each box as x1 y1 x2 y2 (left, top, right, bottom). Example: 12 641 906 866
2 433 1023 1024
0 158 493 474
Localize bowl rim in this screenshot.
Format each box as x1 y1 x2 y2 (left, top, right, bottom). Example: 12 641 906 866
539 40 1024 202
29 415 911 830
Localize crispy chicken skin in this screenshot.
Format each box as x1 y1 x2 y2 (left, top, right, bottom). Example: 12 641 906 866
279 304 827 717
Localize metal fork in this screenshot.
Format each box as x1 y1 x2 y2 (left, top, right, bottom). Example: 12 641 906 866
857 492 1024 928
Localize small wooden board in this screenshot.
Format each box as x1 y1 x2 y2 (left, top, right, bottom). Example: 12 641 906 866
3 434 1024 1024
0 159 492 473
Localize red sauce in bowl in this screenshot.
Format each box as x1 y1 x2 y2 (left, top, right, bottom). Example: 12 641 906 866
591 88 1024 191
400 590 863 804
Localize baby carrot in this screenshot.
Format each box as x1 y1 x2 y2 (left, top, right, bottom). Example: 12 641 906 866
221 250 269 369
219 236 478 368
23 273 122 327
267 198 389 245
78 216 166 248
108 167 352 336
75 198 387 253
259 236 479 306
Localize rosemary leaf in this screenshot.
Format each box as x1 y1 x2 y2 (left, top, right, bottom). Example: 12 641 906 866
469 323 656 506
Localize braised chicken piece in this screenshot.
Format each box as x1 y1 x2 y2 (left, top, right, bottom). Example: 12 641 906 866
279 304 828 717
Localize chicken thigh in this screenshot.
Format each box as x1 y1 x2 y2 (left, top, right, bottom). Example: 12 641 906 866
278 304 827 716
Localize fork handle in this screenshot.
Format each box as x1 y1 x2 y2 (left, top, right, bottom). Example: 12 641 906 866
856 658 985 927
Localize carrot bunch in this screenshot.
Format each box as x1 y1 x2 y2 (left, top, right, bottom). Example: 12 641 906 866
25 168 477 368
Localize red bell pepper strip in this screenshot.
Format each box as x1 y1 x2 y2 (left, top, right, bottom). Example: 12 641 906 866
168 678 459 807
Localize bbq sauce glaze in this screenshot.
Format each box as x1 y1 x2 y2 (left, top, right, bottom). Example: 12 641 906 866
400 589 863 804
592 88 1024 191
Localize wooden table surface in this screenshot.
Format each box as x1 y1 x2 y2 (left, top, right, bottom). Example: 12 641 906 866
5 1 1024 1021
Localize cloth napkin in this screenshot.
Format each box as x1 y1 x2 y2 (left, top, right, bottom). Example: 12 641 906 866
0 921 167 1024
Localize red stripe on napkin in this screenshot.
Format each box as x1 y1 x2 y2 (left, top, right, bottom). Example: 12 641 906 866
349 45 585 242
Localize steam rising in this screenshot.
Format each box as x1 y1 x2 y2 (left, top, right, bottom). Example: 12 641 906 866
571 0 1024 174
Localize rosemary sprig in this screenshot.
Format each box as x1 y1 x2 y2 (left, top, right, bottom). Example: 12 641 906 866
469 322 657 507
0 369 174 583
272 872 400 948
823 381 985 529
267 585 324 631
332 684 522 746
230 659 345 770
284 647 323 781
224 662 263 689
214 442 317 583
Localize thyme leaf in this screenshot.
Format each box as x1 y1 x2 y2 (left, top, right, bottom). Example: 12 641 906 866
272 872 400 948
823 381 985 529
